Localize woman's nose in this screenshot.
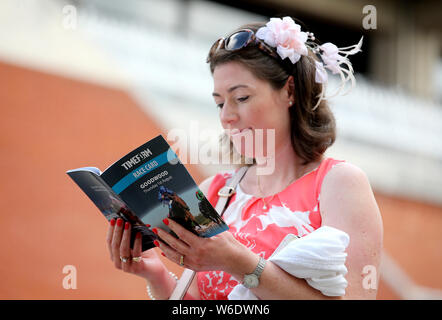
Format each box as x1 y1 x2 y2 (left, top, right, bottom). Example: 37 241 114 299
220 103 238 125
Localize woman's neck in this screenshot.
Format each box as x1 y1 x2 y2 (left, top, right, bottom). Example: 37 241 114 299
251 140 323 196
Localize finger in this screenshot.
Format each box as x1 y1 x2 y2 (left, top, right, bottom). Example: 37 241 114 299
163 218 198 247
131 232 142 260
154 227 190 255
120 222 132 271
156 239 183 267
106 219 116 261
111 218 124 269
131 232 143 270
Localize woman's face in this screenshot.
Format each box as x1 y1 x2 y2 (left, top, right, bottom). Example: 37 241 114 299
212 61 292 159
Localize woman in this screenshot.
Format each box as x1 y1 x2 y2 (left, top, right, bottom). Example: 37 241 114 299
107 17 383 300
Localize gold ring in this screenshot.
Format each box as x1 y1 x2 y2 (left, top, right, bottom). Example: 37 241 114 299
179 255 184 266
120 256 130 263
132 256 142 263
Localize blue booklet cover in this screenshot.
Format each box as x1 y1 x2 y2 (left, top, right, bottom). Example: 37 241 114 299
67 135 228 251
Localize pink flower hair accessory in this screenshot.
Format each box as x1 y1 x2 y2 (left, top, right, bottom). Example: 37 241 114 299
256 17 308 64
256 16 363 110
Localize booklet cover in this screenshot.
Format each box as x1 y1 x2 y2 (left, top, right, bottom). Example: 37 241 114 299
66 135 228 251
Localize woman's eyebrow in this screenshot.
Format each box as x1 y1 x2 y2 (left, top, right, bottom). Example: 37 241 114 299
212 84 249 97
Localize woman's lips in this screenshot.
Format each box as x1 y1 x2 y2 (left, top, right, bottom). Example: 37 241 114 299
228 128 252 136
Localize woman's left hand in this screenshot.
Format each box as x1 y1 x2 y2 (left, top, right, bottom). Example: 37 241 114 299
153 218 244 273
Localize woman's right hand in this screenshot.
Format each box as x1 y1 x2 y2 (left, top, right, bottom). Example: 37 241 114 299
107 218 177 299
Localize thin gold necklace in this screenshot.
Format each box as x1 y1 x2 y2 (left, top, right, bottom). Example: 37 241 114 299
257 175 275 210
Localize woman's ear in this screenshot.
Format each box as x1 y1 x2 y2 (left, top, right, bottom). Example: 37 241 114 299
284 76 295 106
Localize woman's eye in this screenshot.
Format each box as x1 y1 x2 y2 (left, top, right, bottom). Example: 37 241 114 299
237 96 249 102
216 96 248 108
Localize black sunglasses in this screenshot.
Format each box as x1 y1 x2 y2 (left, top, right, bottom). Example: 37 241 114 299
206 29 279 63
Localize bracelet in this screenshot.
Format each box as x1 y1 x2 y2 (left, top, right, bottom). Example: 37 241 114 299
147 271 178 300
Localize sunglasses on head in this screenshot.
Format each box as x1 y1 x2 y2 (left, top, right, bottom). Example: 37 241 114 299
206 29 279 63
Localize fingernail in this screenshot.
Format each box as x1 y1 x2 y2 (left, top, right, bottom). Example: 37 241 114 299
152 228 158 235
153 240 160 247
145 224 151 228
161 252 166 257
110 219 116 226
124 222 130 230
136 232 142 239
162 218 169 226
117 218 123 227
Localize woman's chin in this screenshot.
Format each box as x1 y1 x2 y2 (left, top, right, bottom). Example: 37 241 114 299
228 127 274 160
233 146 255 159
231 141 268 160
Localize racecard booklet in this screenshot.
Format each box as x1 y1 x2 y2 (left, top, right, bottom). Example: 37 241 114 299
67 135 228 251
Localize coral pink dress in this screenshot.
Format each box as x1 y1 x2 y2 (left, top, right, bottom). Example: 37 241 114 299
197 157 345 300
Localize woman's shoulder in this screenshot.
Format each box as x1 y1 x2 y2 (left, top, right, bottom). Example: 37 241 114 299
321 160 368 189
319 159 382 229
320 160 370 203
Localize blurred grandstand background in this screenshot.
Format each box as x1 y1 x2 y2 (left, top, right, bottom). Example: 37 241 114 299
0 0 441 299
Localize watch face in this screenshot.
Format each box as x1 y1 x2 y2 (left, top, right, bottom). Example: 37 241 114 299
244 274 259 288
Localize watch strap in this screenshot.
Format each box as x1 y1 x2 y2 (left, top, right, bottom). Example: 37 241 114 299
253 256 266 278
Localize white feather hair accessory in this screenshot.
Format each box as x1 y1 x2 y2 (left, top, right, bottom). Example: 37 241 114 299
256 16 363 110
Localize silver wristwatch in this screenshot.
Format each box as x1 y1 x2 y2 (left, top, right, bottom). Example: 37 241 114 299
243 257 266 289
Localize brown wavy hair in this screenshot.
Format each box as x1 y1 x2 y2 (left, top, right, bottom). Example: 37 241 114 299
207 22 336 166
